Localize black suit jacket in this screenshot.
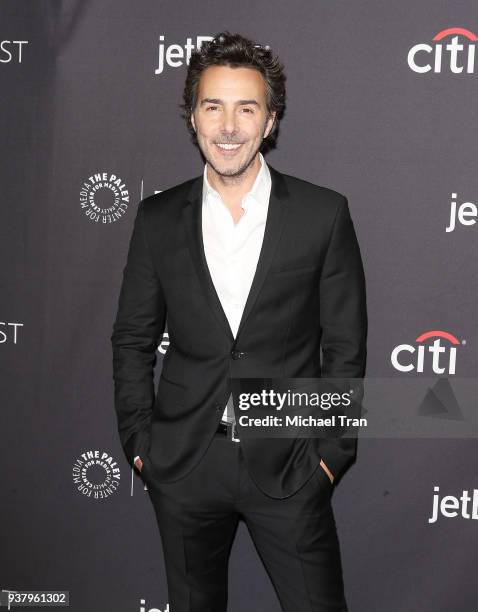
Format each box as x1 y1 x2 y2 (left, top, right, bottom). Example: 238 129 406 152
111 163 367 498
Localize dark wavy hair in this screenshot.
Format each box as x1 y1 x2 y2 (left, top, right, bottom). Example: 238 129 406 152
181 31 286 152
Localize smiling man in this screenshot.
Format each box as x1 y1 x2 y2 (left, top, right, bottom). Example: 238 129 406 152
111 31 367 612
190 63 275 224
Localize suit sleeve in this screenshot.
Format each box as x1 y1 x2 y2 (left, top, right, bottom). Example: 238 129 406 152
110 200 167 467
318 195 368 479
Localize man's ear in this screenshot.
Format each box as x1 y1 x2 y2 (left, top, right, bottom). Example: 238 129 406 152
191 111 196 132
264 111 277 139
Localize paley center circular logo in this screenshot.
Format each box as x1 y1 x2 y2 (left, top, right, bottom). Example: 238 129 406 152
80 172 130 223
72 450 121 499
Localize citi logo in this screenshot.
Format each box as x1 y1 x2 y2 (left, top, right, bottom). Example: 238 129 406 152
155 35 213 75
391 330 464 374
408 27 478 74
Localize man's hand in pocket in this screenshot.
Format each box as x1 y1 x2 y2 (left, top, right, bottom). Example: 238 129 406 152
320 459 334 484
134 457 143 472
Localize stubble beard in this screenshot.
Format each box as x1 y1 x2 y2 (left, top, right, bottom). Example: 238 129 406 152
202 140 263 187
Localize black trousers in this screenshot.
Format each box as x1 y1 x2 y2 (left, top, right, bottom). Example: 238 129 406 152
142 431 348 612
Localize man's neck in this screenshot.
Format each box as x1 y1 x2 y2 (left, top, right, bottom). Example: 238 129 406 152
206 154 262 208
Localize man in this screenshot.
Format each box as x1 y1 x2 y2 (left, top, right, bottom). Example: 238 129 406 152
111 31 367 612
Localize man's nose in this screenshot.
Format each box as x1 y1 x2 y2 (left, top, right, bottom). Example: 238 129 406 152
220 109 238 135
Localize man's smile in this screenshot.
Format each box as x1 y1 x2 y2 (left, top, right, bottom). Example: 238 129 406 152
214 142 244 155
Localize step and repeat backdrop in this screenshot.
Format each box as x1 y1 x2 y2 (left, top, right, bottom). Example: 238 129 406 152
2 1 477 611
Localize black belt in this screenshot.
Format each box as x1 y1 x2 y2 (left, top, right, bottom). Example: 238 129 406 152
216 420 240 442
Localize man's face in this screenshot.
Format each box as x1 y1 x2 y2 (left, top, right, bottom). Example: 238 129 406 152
191 65 276 178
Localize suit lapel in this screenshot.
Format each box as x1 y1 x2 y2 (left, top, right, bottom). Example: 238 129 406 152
183 174 235 341
182 163 289 344
235 165 288 340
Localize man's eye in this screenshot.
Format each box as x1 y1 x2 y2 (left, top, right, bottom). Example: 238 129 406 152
241 107 253 113
206 106 218 111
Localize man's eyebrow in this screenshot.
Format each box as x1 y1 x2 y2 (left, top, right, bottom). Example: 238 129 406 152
199 98 260 106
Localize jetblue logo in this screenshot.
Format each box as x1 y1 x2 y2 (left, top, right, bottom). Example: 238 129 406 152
155 35 213 75
446 192 477 232
140 600 169 612
429 486 478 522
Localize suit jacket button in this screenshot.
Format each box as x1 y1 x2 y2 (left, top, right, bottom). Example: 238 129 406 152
231 350 245 360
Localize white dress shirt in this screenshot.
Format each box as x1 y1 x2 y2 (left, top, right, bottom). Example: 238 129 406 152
134 153 271 465
202 152 272 421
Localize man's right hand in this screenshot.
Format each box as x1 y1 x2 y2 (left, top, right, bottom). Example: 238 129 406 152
134 457 143 472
